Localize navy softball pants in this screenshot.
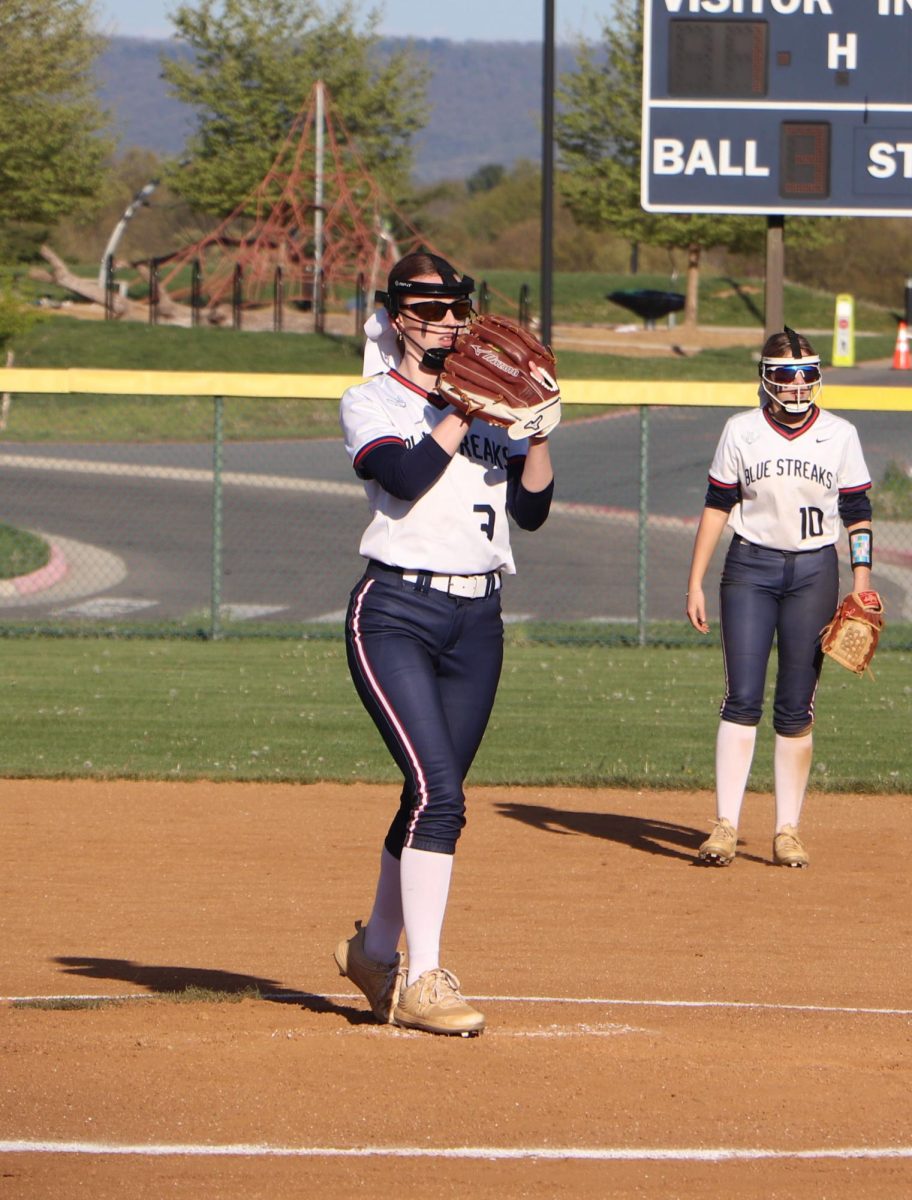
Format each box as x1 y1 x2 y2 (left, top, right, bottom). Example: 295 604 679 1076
719 537 839 735
345 568 504 857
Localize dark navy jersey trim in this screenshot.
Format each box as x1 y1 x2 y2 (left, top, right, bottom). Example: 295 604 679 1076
388 368 449 410
761 404 820 440
706 477 741 511
354 435 405 469
389 369 429 398
838 482 872 494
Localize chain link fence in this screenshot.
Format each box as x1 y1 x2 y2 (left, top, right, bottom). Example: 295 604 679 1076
1 385 910 646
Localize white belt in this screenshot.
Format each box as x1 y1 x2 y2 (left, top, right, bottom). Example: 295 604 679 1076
401 570 501 599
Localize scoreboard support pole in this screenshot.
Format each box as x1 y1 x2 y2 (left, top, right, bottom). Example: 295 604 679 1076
764 216 785 342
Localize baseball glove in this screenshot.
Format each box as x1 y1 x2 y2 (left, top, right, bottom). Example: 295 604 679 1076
820 590 885 677
436 314 561 441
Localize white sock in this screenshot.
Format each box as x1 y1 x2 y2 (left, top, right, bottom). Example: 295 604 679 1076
715 720 758 828
362 847 403 964
774 731 813 831
400 846 453 986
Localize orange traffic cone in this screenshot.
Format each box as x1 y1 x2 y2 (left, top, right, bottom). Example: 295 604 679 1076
893 321 911 370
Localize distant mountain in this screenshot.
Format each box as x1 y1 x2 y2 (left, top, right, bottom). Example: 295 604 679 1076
95 37 196 158
94 36 580 183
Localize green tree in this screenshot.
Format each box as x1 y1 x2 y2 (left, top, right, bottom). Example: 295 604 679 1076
467 164 506 195
0 0 112 259
412 160 629 273
53 149 201 264
0 285 39 350
556 0 769 326
161 0 429 215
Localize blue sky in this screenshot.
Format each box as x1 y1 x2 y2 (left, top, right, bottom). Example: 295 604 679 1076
95 1 608 42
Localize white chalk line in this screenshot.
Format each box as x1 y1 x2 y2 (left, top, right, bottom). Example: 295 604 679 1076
498 1023 644 1038
2 1140 912 1162
472 995 912 1017
4 991 912 1017
271 1022 651 1041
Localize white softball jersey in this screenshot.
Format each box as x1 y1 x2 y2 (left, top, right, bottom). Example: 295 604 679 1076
341 371 528 575
708 405 871 552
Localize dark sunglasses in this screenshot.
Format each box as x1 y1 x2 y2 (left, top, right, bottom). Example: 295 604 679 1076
399 298 473 322
764 364 821 384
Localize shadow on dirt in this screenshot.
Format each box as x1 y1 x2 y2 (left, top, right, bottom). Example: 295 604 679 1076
52 955 374 1023
495 801 769 865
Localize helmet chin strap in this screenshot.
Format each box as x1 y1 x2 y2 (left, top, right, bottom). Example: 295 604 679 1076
421 346 454 372
395 318 466 374
765 385 817 415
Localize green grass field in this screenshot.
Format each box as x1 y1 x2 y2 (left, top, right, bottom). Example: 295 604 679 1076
7 318 358 440
1 638 907 792
474 269 899 335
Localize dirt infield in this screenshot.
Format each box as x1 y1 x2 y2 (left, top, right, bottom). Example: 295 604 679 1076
3 779 911 1198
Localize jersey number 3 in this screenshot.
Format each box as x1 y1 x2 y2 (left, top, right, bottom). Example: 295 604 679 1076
474 503 495 541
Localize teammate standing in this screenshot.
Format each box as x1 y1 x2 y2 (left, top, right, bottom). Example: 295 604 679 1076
334 252 555 1033
685 327 874 868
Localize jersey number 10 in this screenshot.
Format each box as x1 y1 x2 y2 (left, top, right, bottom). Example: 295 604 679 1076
800 506 824 539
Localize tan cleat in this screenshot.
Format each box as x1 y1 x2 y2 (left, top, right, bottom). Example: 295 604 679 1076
333 920 402 1023
773 825 809 868
394 968 485 1037
698 817 738 866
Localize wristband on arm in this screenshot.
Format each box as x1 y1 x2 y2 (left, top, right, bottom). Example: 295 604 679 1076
849 527 872 569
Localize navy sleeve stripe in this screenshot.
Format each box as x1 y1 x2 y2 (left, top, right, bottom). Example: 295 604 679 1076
708 474 739 489
353 436 406 468
838 482 872 494
838 489 872 526
705 478 740 512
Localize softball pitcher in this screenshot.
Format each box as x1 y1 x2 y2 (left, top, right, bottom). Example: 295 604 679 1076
686 327 874 868
333 252 555 1034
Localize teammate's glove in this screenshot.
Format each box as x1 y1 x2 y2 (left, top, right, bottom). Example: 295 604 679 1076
820 590 885 677
436 314 561 441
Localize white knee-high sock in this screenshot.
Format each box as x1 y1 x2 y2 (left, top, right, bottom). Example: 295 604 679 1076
715 720 758 827
363 847 403 964
774 731 813 831
400 846 453 986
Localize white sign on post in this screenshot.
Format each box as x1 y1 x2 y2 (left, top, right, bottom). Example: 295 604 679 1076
832 294 855 367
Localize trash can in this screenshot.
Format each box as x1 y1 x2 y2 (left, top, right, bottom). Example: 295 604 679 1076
607 289 685 329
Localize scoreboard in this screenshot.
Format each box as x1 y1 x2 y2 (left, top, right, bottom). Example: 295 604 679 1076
641 1 912 216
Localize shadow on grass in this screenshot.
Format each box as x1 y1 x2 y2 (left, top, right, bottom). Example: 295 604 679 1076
721 276 764 325
494 801 769 866
52 955 374 1024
